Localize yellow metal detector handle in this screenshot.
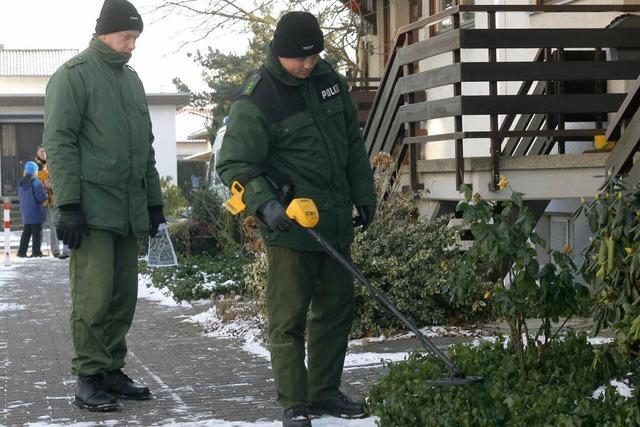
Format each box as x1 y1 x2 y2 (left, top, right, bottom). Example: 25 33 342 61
223 181 320 228
285 198 319 228
223 181 247 215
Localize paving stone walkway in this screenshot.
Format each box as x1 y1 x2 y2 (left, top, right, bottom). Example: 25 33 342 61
0 256 396 426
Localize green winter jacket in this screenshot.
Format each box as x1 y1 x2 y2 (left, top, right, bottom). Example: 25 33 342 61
44 37 163 237
216 48 376 251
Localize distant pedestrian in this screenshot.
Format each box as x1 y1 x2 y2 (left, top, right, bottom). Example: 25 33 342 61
17 161 48 258
35 145 69 259
44 0 164 413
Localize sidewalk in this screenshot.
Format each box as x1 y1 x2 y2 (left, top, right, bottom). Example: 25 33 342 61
0 256 401 426
0 254 599 426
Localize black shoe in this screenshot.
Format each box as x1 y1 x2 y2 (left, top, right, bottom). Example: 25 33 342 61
53 252 61 258
309 391 366 419
101 369 152 400
29 252 44 258
74 375 119 412
283 406 311 427
16 252 27 258
58 253 70 259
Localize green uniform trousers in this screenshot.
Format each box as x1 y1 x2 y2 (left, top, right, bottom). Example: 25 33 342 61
69 228 138 376
266 245 355 409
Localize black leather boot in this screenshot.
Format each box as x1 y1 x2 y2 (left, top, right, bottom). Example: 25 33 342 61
101 369 152 400
309 391 366 419
283 406 311 427
74 375 118 412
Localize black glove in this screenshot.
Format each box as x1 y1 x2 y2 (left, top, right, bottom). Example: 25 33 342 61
57 204 88 250
256 199 293 232
353 205 376 231
149 205 166 237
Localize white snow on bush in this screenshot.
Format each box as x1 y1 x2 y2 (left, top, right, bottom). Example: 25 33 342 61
137 274 191 307
592 378 634 400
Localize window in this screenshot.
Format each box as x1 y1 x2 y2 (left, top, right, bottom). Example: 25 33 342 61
429 0 474 35
0 123 43 196
549 216 571 252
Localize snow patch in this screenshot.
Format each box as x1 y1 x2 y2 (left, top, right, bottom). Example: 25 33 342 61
26 418 379 427
592 378 635 400
137 274 190 307
0 302 25 312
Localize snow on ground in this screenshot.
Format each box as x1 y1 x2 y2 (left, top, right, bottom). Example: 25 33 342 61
26 417 380 427
183 303 415 367
137 274 191 308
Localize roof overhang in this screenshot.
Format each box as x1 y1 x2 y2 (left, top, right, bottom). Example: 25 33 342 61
0 92 191 108
182 149 212 161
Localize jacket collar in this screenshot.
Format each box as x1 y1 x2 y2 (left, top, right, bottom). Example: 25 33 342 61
264 45 331 86
89 36 131 68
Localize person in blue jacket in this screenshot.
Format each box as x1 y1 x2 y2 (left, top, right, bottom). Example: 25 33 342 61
17 161 48 258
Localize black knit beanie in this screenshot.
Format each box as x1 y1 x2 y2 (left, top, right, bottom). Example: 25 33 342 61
272 11 324 58
95 0 143 35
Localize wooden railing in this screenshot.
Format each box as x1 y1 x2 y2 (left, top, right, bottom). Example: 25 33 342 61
364 4 640 191
605 77 640 183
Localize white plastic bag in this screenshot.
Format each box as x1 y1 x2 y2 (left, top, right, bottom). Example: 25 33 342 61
147 223 178 267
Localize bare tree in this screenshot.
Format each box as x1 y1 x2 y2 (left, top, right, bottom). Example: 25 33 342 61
149 0 365 76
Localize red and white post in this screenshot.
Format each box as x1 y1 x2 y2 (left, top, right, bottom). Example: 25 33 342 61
3 198 10 266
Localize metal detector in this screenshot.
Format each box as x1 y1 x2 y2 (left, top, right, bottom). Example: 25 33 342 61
302 226 483 386
224 182 483 386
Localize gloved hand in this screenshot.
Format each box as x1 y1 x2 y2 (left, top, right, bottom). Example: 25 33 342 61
149 205 166 237
353 205 376 231
256 199 293 232
57 204 88 249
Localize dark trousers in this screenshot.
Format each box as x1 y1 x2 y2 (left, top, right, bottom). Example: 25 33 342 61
266 245 355 409
69 229 139 376
18 223 42 256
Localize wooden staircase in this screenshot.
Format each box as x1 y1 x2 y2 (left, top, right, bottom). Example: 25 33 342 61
363 4 640 200
604 77 640 183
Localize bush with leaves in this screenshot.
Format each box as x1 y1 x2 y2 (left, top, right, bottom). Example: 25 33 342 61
166 186 243 257
139 253 248 302
578 173 640 357
350 191 496 338
367 333 640 426
453 185 589 372
160 176 188 218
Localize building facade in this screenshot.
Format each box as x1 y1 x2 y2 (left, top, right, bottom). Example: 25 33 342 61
0 46 189 201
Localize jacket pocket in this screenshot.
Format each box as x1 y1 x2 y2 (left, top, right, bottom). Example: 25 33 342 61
324 98 346 133
80 167 125 188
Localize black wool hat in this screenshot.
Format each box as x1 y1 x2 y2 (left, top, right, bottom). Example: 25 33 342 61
95 0 143 35
272 11 324 58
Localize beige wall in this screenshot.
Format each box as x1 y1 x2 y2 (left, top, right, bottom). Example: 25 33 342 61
0 77 48 94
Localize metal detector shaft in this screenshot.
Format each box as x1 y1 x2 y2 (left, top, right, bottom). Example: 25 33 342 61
304 227 464 378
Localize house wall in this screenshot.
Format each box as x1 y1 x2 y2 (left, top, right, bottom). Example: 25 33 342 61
0 103 179 196
0 77 48 94
149 105 178 182
177 142 209 159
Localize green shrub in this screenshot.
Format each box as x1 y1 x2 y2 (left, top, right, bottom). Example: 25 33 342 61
350 191 496 338
368 333 640 426
139 253 247 302
453 186 589 371
160 176 188 218
578 173 640 357
177 160 207 197
241 251 269 316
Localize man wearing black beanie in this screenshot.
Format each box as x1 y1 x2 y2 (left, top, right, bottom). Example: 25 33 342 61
44 0 164 412
217 10 376 427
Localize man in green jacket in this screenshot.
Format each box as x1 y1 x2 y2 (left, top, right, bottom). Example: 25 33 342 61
44 0 164 412
217 11 377 427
